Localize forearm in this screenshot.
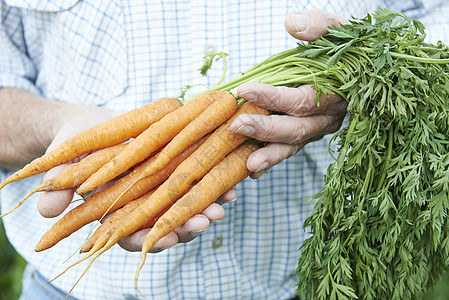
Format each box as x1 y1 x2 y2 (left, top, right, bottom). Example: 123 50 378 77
0 87 86 169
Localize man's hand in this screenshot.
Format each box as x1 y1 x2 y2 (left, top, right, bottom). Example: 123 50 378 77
231 10 348 178
37 108 121 218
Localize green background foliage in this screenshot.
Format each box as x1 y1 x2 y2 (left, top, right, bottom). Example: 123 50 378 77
295 10 449 299
422 271 449 300
0 219 26 300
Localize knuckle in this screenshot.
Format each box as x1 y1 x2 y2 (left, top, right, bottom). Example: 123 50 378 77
284 144 302 160
243 115 274 141
286 86 317 116
328 121 344 134
254 115 307 144
256 121 278 141
325 114 345 134
288 121 308 144
267 87 284 112
296 86 318 108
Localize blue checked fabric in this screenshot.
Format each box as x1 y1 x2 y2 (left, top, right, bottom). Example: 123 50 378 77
1 1 449 299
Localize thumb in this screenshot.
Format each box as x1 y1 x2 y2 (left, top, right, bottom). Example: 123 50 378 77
37 163 74 218
284 9 347 41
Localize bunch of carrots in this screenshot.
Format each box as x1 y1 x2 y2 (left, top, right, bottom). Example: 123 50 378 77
0 88 268 292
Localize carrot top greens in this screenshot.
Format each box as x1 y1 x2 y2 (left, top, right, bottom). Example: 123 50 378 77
295 9 449 300
188 8 449 300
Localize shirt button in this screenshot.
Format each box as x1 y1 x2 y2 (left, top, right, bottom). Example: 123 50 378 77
212 236 223 249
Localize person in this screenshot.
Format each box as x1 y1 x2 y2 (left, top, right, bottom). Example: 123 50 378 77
1 1 448 299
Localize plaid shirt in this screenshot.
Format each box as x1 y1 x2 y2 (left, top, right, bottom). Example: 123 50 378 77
1 0 448 299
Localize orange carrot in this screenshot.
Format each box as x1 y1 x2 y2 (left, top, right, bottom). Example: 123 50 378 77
135 141 259 286
0 97 181 191
0 144 127 218
76 102 268 261
80 181 196 253
76 91 229 195
43 144 127 190
134 91 238 179
35 137 205 252
80 189 159 253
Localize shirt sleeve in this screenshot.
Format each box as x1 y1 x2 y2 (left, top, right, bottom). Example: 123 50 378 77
0 2 40 94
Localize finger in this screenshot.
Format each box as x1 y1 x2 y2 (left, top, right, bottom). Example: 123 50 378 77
37 163 74 218
215 188 237 205
237 83 345 116
118 228 179 253
231 113 343 144
247 143 302 178
202 203 226 223
38 189 75 218
175 214 211 243
40 162 68 183
247 135 328 179
284 9 347 41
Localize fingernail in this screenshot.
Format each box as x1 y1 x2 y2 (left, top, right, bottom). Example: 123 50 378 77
256 161 269 173
235 124 255 135
291 13 309 33
216 196 237 206
228 196 237 203
189 229 207 238
239 90 257 102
